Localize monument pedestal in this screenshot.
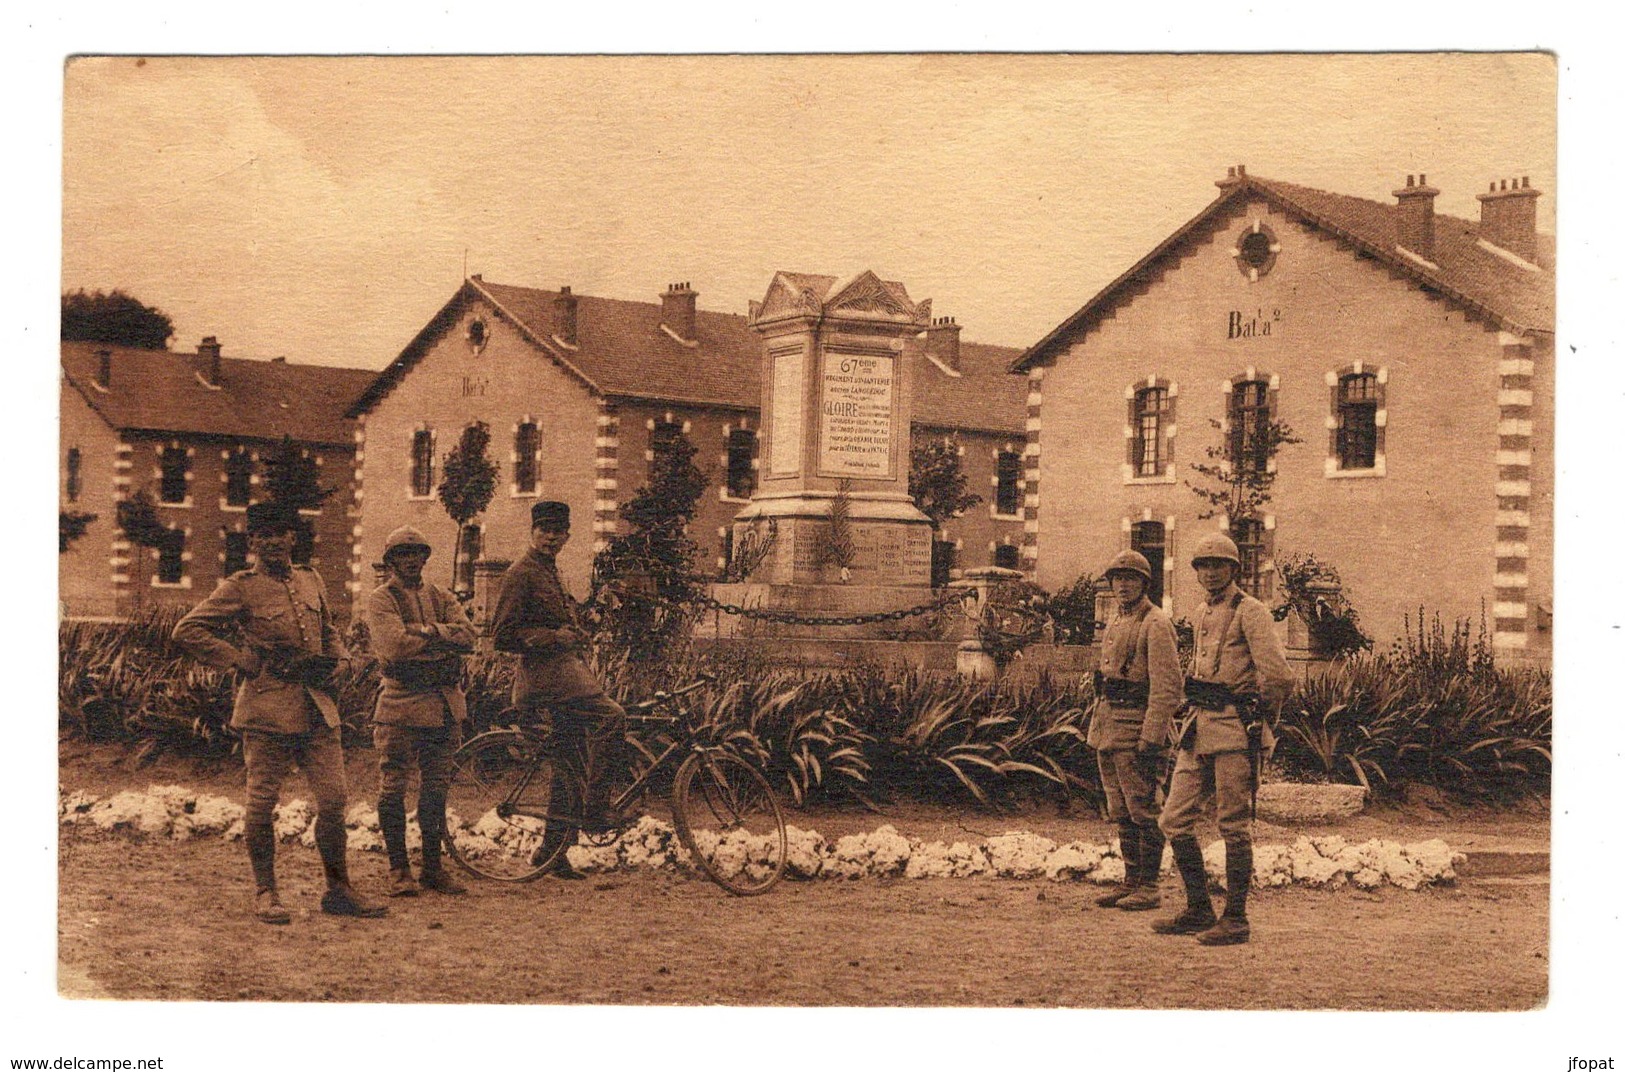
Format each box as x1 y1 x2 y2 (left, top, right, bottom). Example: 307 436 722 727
710 270 941 641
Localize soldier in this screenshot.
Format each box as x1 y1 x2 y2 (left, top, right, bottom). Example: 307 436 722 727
491 501 626 879
1087 550 1182 911
1152 532 1292 945
366 526 477 897
173 502 386 924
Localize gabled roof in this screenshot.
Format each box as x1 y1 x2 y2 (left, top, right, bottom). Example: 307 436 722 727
1013 172 1555 372
349 277 1026 434
61 341 374 446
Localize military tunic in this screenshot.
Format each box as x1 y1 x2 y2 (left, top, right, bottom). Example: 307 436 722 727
173 563 347 731
1088 594 1183 836
1160 581 1292 841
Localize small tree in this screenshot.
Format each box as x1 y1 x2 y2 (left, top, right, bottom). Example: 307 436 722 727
115 490 166 608
59 510 98 553
61 289 175 351
262 435 336 565
593 427 709 664
1185 415 1302 522
437 422 500 591
909 434 983 528
909 434 982 589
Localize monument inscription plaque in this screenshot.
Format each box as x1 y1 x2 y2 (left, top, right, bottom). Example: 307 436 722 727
769 349 804 476
818 352 895 479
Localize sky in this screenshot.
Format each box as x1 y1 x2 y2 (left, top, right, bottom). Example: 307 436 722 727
17 8 1625 1071
62 53 1556 366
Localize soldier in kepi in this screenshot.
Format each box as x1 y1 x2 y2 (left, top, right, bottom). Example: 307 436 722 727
1152 532 1292 945
173 502 387 924
491 501 626 879
1087 550 1183 912
365 526 477 898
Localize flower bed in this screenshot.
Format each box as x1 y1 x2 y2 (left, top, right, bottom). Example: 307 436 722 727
60 785 1464 891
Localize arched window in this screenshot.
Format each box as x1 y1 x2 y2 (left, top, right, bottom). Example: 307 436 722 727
514 422 540 494
1130 520 1167 607
1232 517 1268 600
159 445 189 504
224 448 253 507
1229 380 1272 476
994 450 1023 516
726 429 757 499
1133 388 1170 477
1336 372 1381 471
65 447 82 503
411 430 435 497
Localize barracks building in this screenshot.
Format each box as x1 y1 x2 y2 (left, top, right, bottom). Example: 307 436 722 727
344 276 1028 606
1012 166 1554 661
59 338 374 618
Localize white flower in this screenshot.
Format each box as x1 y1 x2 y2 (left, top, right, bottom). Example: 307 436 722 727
783 825 827 879
985 832 1057 878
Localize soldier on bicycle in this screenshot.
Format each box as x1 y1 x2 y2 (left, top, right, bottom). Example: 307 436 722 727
491 501 625 879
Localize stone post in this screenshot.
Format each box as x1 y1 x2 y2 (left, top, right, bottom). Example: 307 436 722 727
469 558 511 637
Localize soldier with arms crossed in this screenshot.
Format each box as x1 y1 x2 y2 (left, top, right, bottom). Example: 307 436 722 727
365 526 477 897
173 502 386 923
1152 532 1292 945
1087 550 1183 912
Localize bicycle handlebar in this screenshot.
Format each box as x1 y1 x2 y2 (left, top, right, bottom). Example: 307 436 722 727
625 673 716 716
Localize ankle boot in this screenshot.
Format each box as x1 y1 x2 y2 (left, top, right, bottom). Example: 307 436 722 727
1198 840 1252 945
1117 825 1164 911
1096 822 1140 907
1151 835 1215 934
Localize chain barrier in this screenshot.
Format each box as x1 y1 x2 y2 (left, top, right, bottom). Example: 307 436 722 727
693 587 974 628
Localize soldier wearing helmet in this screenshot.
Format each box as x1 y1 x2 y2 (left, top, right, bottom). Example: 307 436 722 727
366 525 478 896
1152 530 1292 946
1086 549 1183 912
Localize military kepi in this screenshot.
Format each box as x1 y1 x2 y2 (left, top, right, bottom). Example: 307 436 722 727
245 502 297 535
531 501 570 527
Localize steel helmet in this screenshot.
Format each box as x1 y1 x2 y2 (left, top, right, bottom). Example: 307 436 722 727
1190 532 1241 568
1102 549 1153 584
383 525 433 560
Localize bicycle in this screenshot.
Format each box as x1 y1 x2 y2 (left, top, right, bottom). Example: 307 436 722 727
442 676 789 895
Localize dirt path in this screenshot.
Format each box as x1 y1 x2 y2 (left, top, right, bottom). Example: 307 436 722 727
57 828 1546 1009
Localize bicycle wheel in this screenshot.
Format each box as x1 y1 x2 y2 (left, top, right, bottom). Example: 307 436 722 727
443 731 580 881
670 751 787 896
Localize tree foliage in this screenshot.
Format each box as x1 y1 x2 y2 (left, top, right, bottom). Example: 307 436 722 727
115 489 166 548
909 433 982 528
262 435 336 565
438 422 501 589
592 427 709 663
60 510 98 553
1185 415 1302 521
61 289 175 351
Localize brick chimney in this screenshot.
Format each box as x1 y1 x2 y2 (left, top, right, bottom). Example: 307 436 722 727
924 316 962 373
94 349 112 389
1392 173 1440 262
1216 163 1248 191
661 282 697 344
198 336 223 385
554 286 578 347
1477 176 1541 263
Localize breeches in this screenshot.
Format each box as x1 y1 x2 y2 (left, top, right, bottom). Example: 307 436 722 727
374 722 456 801
1097 749 1162 827
243 726 348 828
1158 748 1252 842
541 694 626 771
